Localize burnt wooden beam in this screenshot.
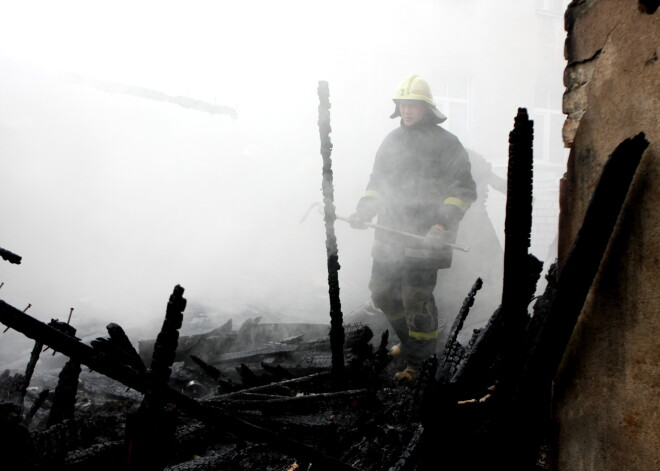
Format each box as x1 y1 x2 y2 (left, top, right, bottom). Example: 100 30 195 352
0 246 22 264
207 371 330 399
389 424 425 471
438 277 483 380
213 388 371 413
126 285 186 470
149 284 187 390
0 299 149 392
46 319 81 429
317 80 346 381
18 340 44 409
70 75 238 119
501 107 536 314
24 388 49 426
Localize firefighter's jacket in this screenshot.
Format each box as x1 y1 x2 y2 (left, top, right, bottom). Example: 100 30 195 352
361 119 477 269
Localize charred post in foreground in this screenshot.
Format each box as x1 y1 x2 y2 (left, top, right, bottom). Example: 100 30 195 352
317 80 345 381
45 321 81 429
125 284 187 471
448 108 541 394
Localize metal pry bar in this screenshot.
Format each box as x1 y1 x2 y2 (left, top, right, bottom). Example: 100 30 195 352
334 214 470 252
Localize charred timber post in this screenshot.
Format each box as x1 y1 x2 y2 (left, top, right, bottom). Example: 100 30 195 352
448 109 540 391
149 284 187 389
19 340 44 409
24 388 49 426
126 285 186 471
46 321 81 428
502 107 536 316
497 108 543 388
18 317 78 411
317 80 346 380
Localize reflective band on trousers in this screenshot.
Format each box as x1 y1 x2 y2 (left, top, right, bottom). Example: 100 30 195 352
385 311 406 321
409 329 439 341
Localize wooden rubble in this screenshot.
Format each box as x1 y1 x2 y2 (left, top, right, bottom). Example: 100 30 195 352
0 109 648 470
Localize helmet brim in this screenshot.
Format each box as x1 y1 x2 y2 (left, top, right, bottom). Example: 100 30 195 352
390 103 447 124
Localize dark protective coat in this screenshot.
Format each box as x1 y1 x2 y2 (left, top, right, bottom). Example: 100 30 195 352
363 120 477 268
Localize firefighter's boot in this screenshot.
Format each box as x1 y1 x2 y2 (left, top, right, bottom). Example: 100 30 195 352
394 366 418 384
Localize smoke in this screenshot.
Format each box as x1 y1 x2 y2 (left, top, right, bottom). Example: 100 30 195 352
0 1 569 364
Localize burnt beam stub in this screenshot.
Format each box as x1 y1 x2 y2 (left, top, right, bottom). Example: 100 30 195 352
0 246 22 264
46 359 82 428
148 284 187 390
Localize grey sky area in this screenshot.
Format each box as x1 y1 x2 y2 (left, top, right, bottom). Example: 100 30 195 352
0 1 569 365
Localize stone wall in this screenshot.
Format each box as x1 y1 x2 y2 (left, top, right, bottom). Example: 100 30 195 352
554 1 659 470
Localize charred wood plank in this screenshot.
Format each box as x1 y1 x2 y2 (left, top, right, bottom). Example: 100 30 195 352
91 323 146 373
213 389 371 413
18 340 44 409
64 440 124 471
190 355 239 392
438 277 483 379
44 321 81 428
388 424 425 471
206 371 331 399
24 388 49 426
138 318 235 365
46 358 81 428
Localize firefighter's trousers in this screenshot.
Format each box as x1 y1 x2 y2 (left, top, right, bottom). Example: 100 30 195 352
368 260 440 367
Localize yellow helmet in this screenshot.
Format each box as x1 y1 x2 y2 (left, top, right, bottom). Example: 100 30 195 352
390 74 447 123
393 74 435 106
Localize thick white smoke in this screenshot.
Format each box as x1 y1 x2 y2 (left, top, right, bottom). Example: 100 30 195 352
0 0 569 365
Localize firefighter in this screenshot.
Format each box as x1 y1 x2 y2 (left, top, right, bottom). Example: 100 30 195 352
349 74 477 383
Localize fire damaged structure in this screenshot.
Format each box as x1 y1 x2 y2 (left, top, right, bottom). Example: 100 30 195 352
0 2 658 470
0 98 652 470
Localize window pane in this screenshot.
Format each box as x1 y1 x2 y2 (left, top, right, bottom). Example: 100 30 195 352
534 113 546 161
550 114 566 163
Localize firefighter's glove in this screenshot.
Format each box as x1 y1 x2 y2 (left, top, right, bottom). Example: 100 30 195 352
424 225 451 249
348 211 371 230
436 204 464 230
349 197 378 229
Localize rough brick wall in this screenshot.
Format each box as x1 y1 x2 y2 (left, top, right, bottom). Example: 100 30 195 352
554 1 659 470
